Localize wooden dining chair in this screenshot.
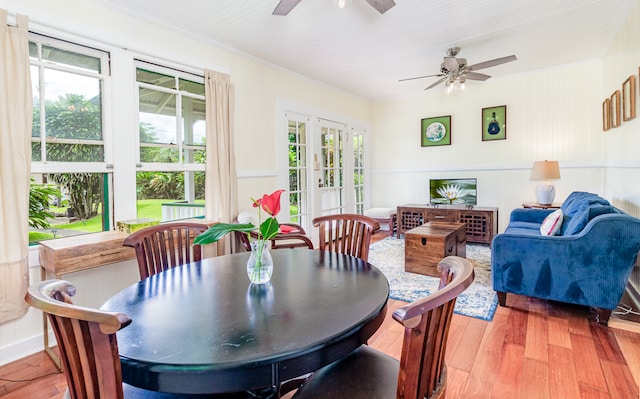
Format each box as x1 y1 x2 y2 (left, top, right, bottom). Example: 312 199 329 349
291 256 475 399
312 214 380 261
25 279 252 399
123 221 209 280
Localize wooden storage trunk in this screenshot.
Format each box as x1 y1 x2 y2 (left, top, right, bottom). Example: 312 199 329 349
404 222 466 277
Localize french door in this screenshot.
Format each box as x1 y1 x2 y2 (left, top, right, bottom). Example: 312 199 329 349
282 113 366 231
286 114 311 230
317 119 345 216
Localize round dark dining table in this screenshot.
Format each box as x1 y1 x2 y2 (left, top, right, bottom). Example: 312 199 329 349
101 248 389 397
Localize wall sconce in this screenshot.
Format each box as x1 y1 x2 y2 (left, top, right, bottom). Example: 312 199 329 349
530 160 561 205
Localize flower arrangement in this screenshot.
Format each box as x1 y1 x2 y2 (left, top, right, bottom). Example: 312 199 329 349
194 189 285 283
436 184 465 204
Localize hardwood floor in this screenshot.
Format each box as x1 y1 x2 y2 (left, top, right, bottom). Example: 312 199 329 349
2 230 639 398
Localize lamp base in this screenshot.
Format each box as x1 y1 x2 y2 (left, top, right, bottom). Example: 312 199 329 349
536 184 556 206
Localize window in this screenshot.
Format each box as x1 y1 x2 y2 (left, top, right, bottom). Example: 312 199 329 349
29 35 111 244
30 38 107 163
135 62 206 221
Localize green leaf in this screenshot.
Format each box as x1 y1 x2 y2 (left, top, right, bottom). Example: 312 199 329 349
259 217 280 241
193 223 255 245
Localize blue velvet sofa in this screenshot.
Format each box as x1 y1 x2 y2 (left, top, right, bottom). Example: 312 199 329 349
492 191 640 324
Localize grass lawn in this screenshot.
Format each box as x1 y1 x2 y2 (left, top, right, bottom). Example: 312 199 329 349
28 199 296 245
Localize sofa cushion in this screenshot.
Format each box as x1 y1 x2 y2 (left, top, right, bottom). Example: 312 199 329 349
561 192 610 217
540 209 563 236
507 221 544 231
504 227 542 236
561 204 617 236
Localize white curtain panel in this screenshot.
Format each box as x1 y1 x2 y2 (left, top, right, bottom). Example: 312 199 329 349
204 70 238 255
0 10 32 324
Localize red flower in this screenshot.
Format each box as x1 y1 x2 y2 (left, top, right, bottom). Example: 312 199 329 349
253 189 285 217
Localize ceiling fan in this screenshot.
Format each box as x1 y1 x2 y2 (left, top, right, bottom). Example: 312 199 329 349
399 47 517 90
273 0 396 15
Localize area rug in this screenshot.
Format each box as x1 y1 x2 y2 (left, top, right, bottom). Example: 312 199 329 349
368 237 498 321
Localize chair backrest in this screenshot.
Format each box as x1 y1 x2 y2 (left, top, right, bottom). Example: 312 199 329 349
123 221 209 280
392 256 474 399
312 214 379 261
25 280 131 399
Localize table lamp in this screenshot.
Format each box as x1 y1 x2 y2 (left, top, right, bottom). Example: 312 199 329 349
530 161 560 205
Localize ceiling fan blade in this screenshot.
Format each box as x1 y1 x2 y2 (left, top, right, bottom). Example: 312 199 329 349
273 0 303 15
464 72 491 81
425 77 447 90
467 55 517 71
364 0 396 14
399 73 444 82
443 56 459 72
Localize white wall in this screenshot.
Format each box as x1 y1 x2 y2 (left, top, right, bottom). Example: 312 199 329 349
369 60 606 232
602 0 640 217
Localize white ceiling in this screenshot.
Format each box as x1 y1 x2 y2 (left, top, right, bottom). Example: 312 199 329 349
95 0 634 101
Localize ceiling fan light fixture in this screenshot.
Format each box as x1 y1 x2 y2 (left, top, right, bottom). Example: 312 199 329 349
400 47 517 91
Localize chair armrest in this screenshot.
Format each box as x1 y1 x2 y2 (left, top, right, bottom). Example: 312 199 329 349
508 208 554 224
271 233 314 250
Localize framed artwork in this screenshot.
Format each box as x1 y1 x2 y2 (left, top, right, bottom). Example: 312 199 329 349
602 98 610 131
421 115 451 147
610 90 621 128
481 105 507 141
623 75 636 121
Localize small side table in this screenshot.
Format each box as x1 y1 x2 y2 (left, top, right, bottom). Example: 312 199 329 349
522 203 562 209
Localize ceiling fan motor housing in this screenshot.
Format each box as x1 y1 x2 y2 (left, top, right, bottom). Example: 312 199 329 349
440 58 467 74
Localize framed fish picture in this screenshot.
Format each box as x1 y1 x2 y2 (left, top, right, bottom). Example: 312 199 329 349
482 105 507 141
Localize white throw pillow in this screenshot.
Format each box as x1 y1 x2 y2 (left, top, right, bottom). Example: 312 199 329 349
540 209 563 236
363 207 394 218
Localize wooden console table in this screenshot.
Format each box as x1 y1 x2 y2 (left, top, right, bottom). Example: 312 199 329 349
397 204 498 246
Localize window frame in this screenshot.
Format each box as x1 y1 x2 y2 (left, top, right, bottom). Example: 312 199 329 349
29 34 114 238
134 60 206 172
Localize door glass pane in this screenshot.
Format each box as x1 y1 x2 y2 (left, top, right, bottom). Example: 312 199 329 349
353 130 365 214
319 125 344 215
287 119 308 227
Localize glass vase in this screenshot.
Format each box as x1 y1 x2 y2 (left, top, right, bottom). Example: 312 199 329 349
247 241 273 284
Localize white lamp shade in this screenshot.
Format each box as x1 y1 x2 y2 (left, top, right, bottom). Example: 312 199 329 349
530 161 560 180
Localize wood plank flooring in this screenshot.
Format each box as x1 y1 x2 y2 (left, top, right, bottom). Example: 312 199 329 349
2 230 639 398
